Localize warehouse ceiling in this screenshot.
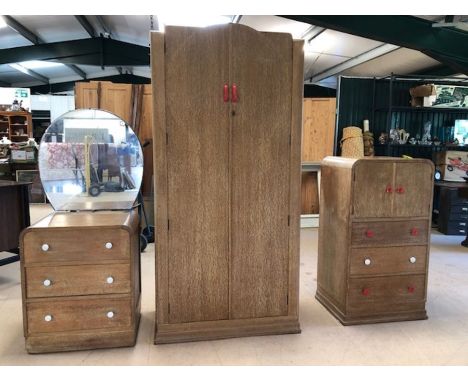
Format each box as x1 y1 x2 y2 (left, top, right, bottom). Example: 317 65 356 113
0 15 466 90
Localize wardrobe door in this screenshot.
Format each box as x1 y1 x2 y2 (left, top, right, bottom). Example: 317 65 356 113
230 26 292 319
165 26 230 323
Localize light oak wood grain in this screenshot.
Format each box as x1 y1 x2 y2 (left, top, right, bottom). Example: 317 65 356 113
349 246 427 276
317 157 433 325
25 264 131 298
301 98 336 162
20 210 141 353
26 297 132 334
165 25 230 323
230 26 291 320
151 32 170 327
152 24 302 343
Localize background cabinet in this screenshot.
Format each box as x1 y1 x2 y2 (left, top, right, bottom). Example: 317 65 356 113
75 81 153 196
0 111 32 142
317 157 434 325
152 24 303 343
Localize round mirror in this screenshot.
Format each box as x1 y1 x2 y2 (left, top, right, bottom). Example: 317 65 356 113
38 109 143 211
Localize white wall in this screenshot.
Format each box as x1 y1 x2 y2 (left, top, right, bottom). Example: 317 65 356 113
31 95 75 122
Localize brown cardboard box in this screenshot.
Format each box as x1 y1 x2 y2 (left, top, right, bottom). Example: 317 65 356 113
410 84 436 98
435 150 468 182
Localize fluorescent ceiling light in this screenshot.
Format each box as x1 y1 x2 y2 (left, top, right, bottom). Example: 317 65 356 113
19 60 64 69
157 15 231 31
0 16 7 28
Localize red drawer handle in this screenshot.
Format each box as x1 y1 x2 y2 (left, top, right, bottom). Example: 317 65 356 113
396 186 405 194
385 185 393 193
365 230 374 238
232 84 238 103
223 84 229 102
362 287 370 296
407 285 415 294
410 227 419 236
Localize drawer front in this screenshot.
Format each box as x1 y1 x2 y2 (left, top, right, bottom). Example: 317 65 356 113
23 229 129 264
26 297 132 334
349 246 427 276
25 264 131 298
351 220 428 247
445 223 467 236
347 275 426 315
448 213 468 221
450 205 468 215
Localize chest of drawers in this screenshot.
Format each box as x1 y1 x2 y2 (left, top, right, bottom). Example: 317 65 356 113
20 210 141 353
438 186 468 236
316 157 434 325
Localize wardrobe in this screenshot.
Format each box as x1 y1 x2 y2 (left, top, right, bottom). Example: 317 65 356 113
151 24 304 343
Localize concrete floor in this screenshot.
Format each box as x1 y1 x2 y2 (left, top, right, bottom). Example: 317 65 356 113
1 204 468 365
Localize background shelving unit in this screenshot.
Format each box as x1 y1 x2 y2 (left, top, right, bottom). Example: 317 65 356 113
0 111 33 143
336 74 468 160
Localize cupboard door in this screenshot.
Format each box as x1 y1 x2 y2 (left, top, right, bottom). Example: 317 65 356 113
230 26 292 319
74 82 99 109
302 98 336 162
353 161 394 218
100 83 133 124
165 26 230 323
393 161 433 217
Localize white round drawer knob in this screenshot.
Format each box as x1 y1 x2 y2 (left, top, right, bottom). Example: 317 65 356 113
105 242 113 249
364 258 372 266
106 276 114 284
107 311 114 319
43 279 52 287
409 256 417 264
41 244 49 252
44 314 53 322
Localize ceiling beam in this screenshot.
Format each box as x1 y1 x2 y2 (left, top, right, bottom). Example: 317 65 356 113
75 15 98 38
280 15 468 75
2 15 42 44
0 37 150 67
9 63 49 84
0 80 11 87
29 73 151 94
96 16 112 37
301 25 326 42
309 43 399 83
3 15 86 80
410 64 458 77
232 15 242 24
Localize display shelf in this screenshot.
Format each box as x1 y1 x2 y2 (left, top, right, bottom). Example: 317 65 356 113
0 111 32 142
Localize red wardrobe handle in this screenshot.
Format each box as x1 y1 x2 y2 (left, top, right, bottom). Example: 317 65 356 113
362 288 370 296
232 84 238 103
407 285 415 294
386 185 393 193
411 227 419 236
223 84 229 102
396 186 405 194
365 230 374 238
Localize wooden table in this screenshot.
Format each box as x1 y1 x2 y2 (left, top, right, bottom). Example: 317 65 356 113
0 180 31 265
